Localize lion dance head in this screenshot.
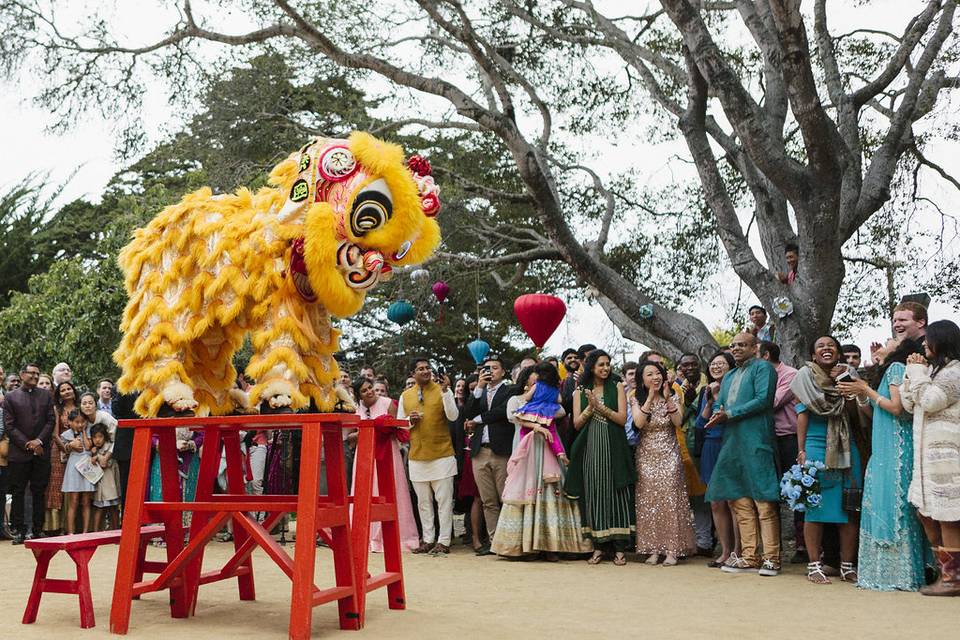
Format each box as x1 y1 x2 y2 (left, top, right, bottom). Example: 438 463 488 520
114 132 441 417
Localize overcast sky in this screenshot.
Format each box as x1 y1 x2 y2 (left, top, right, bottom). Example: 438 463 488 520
1 0 957 364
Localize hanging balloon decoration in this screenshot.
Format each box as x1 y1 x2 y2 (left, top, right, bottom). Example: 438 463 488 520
514 293 566 349
431 280 449 304
387 299 416 326
431 280 450 323
410 267 431 284
467 338 491 365
387 299 416 353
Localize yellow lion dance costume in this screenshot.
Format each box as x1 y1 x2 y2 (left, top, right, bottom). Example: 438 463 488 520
114 132 441 417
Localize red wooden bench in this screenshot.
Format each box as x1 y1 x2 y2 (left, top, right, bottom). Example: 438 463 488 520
22 524 167 629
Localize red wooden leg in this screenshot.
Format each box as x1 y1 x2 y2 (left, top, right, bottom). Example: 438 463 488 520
157 429 188 619
376 437 406 610
69 547 97 629
323 423 361 631
111 426 153 634
185 426 222 616
289 421 322 640
22 549 55 624
223 430 255 601
133 535 150 600
350 427 375 627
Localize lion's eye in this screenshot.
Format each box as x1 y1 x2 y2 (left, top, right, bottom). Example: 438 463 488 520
350 178 393 237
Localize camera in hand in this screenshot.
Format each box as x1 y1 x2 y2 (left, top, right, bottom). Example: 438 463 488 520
835 370 853 383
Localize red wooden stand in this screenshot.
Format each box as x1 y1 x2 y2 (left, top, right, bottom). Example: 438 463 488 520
109 413 368 640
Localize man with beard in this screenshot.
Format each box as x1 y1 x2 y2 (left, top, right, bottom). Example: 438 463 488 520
559 345 595 452
705 334 780 576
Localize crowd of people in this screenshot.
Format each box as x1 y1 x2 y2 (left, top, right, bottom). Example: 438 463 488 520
1 302 959 598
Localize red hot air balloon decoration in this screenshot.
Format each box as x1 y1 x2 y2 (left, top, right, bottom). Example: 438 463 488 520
514 294 566 348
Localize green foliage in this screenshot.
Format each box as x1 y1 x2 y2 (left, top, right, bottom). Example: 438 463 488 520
0 256 125 385
0 175 110 307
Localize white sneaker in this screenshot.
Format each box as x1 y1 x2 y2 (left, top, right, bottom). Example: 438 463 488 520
721 556 758 573
758 559 780 576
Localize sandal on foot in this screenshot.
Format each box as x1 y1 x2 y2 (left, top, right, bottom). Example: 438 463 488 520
662 554 678 566
840 561 858 583
644 554 661 565
807 561 832 584
587 550 604 565
613 552 627 566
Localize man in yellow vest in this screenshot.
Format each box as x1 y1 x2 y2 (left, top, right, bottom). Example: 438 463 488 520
398 356 458 554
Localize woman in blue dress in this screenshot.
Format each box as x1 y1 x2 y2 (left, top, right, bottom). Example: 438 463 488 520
790 335 865 585
839 338 929 590
696 351 739 567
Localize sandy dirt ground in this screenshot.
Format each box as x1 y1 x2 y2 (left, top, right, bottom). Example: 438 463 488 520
2 536 955 640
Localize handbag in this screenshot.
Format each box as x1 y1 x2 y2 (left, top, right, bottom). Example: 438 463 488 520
842 469 863 513
0 435 9 466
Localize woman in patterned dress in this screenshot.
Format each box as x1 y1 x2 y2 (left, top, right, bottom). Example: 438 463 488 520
631 361 696 566
838 338 929 591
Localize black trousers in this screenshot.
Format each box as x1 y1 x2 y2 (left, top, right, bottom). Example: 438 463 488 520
7 456 51 535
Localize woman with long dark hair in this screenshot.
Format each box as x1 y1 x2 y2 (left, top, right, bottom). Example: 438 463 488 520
631 360 695 566
696 351 740 567
839 337 928 591
901 319 960 596
351 376 419 552
45 381 79 535
790 335 865 585
565 350 634 566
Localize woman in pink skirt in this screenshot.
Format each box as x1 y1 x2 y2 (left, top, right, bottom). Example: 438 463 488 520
351 377 420 552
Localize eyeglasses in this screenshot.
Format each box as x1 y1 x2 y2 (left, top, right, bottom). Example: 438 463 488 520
23 370 40 376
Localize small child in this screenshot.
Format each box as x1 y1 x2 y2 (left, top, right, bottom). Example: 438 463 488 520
90 422 121 530
61 409 95 534
514 362 567 462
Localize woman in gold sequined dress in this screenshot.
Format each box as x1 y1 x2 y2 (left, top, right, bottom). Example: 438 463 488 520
631 361 696 566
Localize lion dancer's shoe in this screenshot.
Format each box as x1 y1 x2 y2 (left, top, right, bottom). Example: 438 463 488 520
157 381 200 418
921 547 960 597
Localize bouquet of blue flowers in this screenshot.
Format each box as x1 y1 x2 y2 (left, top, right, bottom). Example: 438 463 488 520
780 460 825 512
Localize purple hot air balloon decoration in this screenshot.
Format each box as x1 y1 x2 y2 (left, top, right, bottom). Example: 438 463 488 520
431 280 450 322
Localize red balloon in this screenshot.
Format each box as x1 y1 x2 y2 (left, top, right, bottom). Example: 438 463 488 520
431 280 450 303
514 294 566 348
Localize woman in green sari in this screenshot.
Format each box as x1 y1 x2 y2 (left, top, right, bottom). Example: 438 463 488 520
565 350 635 566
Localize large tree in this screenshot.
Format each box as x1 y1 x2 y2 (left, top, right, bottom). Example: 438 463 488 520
2 0 958 365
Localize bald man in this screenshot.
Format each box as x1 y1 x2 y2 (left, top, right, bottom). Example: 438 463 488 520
704 333 781 576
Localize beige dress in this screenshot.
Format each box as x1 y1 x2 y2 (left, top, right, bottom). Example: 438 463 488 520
902 360 960 521
634 400 696 556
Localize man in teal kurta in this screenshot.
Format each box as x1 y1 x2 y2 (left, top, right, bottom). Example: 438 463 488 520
705 333 781 575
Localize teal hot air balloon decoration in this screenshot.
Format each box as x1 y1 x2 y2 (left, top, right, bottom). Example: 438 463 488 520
388 299 416 353
467 338 490 365
387 300 416 326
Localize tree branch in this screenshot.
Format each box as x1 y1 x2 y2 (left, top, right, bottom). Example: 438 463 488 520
849 0 956 237
850 0 941 108
659 0 809 202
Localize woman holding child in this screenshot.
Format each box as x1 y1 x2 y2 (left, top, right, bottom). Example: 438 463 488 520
491 362 592 559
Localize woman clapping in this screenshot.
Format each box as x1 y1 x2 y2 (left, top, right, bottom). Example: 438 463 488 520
632 361 696 566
